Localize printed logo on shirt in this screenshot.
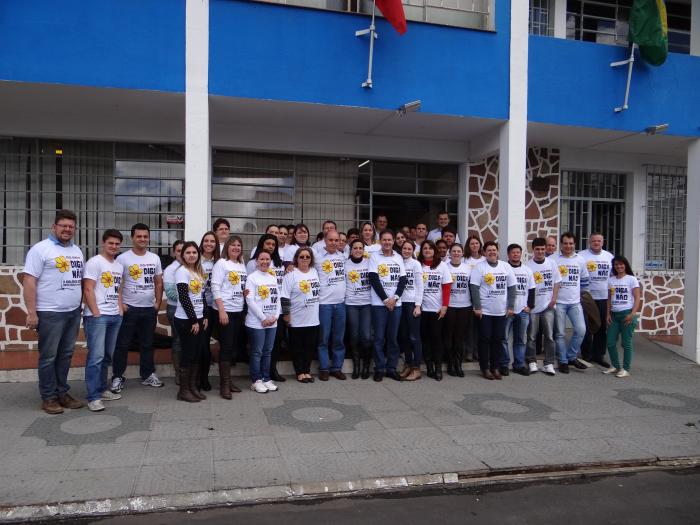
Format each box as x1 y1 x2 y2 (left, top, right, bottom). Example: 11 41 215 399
586 260 598 273
422 272 428 283
228 271 241 285
484 272 495 286
299 280 311 294
258 285 270 300
533 271 544 284
363 251 370 259
322 260 334 274
101 272 115 288
348 270 360 283
612 285 629 302
189 279 202 294
55 256 70 273
267 269 276 277
378 264 389 278
559 265 568 277
129 264 144 280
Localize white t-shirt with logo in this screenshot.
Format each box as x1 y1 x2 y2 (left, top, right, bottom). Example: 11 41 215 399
174 266 205 320
511 264 536 314
402 258 424 305
608 275 640 312
465 256 485 271
117 250 163 308
163 261 181 307
23 238 84 312
244 270 281 329
470 260 517 316
369 251 406 307
580 249 614 300
554 253 590 305
313 247 346 305
427 228 461 244
83 255 123 317
527 257 562 313
447 261 472 308
211 259 247 312
282 268 320 327
420 261 453 312
345 258 371 306
201 258 215 308
363 243 381 260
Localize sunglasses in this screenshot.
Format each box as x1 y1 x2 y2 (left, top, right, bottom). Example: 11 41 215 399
298 255 311 260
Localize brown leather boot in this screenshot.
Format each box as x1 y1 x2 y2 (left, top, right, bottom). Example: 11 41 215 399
189 364 207 400
405 367 422 381
482 369 495 380
219 361 232 400
177 368 199 402
400 365 413 379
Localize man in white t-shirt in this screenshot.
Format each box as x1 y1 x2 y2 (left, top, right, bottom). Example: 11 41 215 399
82 229 125 412
111 223 164 392
427 211 461 244
23 209 85 414
579 232 614 367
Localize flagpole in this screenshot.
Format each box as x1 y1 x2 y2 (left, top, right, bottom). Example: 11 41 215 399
610 43 636 113
356 0 379 88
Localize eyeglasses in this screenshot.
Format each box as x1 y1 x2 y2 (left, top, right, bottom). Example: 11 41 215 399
298 255 311 259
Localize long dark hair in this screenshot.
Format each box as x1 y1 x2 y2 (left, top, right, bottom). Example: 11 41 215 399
418 240 440 269
611 255 635 277
253 233 282 267
293 223 311 247
199 231 220 262
465 235 483 258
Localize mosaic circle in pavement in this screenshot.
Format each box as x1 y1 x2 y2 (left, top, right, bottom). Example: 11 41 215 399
264 399 372 433
455 393 557 422
615 388 700 415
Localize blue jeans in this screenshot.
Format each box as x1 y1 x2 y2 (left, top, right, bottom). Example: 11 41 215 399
318 303 346 372
555 303 586 364
346 304 372 359
371 305 402 373
247 326 277 382
399 302 422 367
37 308 81 401
502 311 530 369
112 306 157 380
83 315 123 401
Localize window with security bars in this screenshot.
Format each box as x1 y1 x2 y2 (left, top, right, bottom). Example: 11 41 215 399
559 170 625 255
645 165 686 271
530 0 553 36
0 138 184 265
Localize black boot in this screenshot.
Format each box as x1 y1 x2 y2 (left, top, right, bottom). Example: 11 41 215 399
434 361 443 381
455 349 465 378
199 351 212 391
352 355 360 380
426 361 436 378
446 355 456 377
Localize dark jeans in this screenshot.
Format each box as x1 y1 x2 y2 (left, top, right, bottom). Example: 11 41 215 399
165 304 182 355
444 307 470 363
466 307 479 359
582 298 608 362
399 302 422 367
217 311 244 363
289 325 319 374
174 317 205 368
371 305 402 373
478 314 507 372
37 308 81 401
421 311 444 366
112 306 157 380
346 304 372 361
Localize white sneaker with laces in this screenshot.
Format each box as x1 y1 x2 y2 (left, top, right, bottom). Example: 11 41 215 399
251 380 268 393
603 367 620 375
141 373 164 388
262 380 278 392
615 369 630 378
101 390 122 401
88 400 105 412
543 364 556 376
111 377 124 393
528 362 539 374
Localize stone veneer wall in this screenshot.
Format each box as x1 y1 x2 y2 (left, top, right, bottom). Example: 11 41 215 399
638 272 685 335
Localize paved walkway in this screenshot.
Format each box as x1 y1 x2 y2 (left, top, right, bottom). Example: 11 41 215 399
2 336 700 520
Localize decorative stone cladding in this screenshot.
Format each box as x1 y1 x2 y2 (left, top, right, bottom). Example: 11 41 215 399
637 272 685 335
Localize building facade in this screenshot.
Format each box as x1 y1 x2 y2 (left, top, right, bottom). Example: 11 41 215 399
0 0 699 363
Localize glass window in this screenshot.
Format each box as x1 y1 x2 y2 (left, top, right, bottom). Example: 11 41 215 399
645 166 687 271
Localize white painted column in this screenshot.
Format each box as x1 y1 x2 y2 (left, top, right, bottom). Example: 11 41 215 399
553 0 568 38
185 0 211 240
682 139 700 363
498 0 528 249
691 0 700 56
457 162 469 243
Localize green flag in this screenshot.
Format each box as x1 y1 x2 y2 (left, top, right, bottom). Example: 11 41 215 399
629 0 668 66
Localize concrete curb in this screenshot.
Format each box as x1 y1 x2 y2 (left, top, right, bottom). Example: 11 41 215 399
2 457 699 523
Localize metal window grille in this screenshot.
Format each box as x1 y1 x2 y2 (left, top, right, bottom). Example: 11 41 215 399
645 165 687 271
530 0 553 36
559 170 626 255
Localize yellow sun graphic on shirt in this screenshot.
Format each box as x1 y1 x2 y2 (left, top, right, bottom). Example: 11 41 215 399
363 251 370 259
258 285 270 300
559 265 568 277
129 264 143 280
267 268 276 277
54 256 70 273
100 271 114 288
533 271 544 285
422 272 428 283
322 260 334 274
378 264 389 278
227 271 240 285
189 278 202 294
348 270 360 283
586 261 598 273
299 280 311 294
484 273 495 286
610 286 616 296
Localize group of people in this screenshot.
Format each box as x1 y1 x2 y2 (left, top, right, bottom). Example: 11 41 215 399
23 209 641 414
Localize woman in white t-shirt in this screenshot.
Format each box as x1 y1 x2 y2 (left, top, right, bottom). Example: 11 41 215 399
198 231 220 392
211 235 247 398
398 241 424 381
283 222 311 263
163 240 184 383
174 241 208 402
281 247 320 383
345 240 373 379
605 255 641 378
464 235 485 361
444 243 472 378
245 250 282 393
360 221 381 258
417 240 453 381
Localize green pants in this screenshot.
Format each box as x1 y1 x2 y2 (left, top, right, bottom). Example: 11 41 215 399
606 309 637 371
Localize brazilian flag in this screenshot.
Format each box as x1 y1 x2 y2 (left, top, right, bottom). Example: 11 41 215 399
629 0 668 66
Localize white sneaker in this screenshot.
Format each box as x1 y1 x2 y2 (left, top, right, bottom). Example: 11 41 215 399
603 367 620 375
101 390 122 401
111 376 124 393
616 369 630 378
88 400 105 412
262 380 278 392
251 380 268 393
543 364 556 376
141 373 164 388
528 362 539 374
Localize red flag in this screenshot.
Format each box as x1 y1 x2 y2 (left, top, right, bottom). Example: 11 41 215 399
376 0 407 35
